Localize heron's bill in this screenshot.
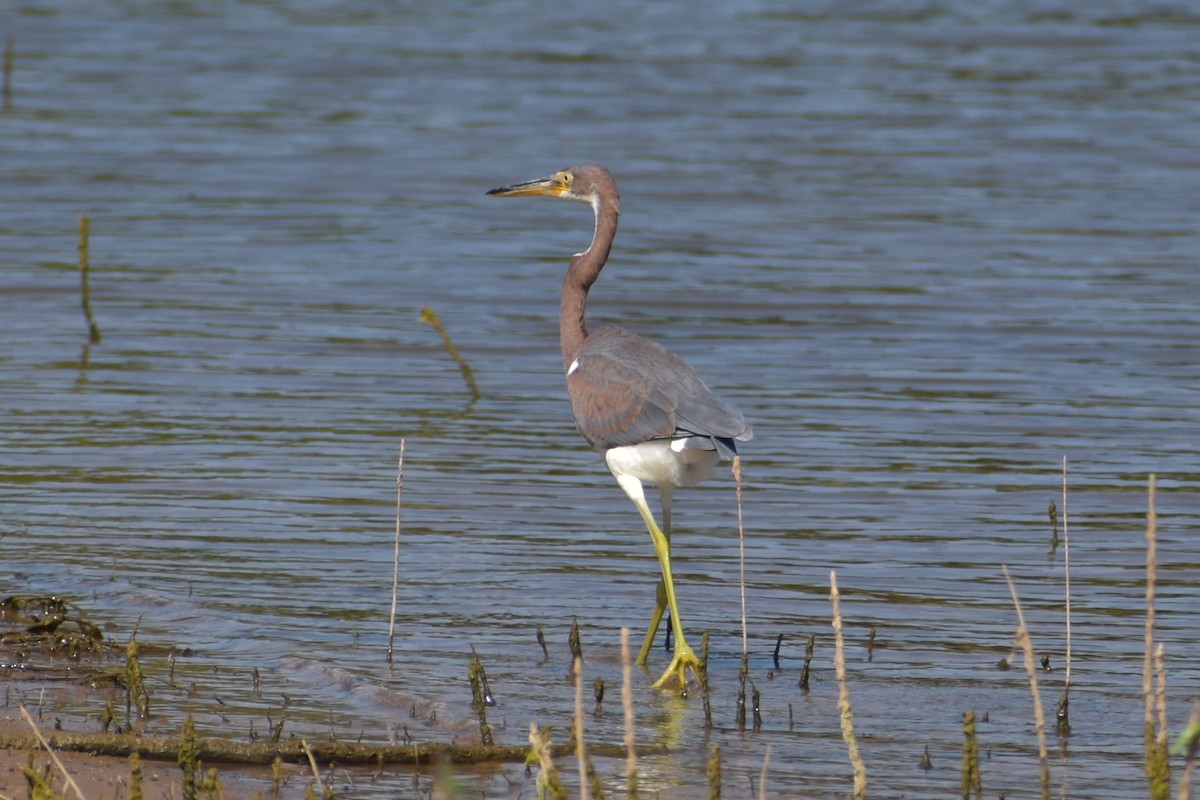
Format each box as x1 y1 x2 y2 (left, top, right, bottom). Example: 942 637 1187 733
487 172 571 198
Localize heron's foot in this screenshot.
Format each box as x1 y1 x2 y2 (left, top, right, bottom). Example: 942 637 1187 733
651 639 702 692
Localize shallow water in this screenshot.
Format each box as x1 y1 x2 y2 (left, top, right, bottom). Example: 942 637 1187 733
3 1 1199 797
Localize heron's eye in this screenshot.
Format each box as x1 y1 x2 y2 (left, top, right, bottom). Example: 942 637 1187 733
560 172 573 185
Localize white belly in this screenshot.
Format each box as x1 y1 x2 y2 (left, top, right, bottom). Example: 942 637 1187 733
604 438 719 489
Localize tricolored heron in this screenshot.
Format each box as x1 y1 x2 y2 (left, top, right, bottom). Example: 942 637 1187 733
487 164 752 690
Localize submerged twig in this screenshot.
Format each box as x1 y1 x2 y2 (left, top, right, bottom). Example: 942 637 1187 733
736 651 748 732
1048 498 1058 548
593 677 604 718
3 34 12 112
387 440 405 664
419 305 480 403
78 214 102 344
830 571 867 800
751 678 762 732
800 633 815 692
1001 565 1050 800
267 695 291 744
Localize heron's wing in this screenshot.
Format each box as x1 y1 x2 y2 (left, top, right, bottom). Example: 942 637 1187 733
567 325 749 452
567 332 674 450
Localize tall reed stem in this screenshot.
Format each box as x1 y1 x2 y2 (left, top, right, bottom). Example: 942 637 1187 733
387 440 405 663
830 571 866 799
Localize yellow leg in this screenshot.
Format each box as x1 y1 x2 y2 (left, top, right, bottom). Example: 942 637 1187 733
636 579 668 666
636 485 674 666
616 475 700 690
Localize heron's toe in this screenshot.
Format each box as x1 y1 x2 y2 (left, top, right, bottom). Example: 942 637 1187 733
651 641 702 693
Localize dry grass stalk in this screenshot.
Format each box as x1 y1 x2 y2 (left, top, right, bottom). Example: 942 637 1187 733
620 627 640 800
1143 473 1159 739
1056 457 1072 736
1060 456 1072 693
573 657 591 800
300 740 326 798
829 571 867 800
733 455 748 656
387 439 405 664
758 744 772 800
1155 642 1169 751
1155 641 1170 798
18 704 86 800
1001 565 1050 800
1143 475 1171 798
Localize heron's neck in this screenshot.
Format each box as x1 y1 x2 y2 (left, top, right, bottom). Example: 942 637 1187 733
560 197 619 370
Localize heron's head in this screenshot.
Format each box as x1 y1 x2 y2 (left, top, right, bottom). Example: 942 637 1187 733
487 164 617 209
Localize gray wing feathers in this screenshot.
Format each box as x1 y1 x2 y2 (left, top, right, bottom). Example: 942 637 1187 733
570 325 751 452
